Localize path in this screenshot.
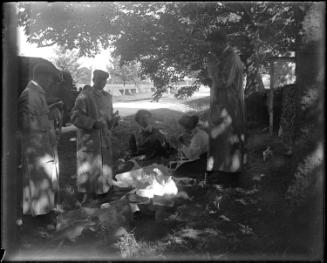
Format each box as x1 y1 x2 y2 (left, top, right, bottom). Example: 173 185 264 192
113 98 192 117
113 86 210 117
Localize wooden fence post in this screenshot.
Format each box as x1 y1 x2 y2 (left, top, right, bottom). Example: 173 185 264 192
269 61 275 135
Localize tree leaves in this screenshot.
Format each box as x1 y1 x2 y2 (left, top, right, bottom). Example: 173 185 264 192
17 2 316 98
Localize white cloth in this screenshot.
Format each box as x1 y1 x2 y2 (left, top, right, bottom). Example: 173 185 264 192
181 127 209 160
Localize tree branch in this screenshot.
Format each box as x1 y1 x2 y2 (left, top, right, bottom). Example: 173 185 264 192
37 41 58 48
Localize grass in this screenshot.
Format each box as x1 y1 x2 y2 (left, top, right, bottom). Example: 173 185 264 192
113 92 155 103
19 94 323 261
114 231 166 259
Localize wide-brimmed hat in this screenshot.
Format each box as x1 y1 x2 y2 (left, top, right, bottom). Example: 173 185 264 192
93 69 109 80
178 114 199 130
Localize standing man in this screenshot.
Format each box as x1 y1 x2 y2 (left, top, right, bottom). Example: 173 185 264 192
71 70 117 203
205 31 246 187
18 62 61 220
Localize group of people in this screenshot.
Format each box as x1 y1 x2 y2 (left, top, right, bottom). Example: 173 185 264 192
17 30 245 225
127 109 209 177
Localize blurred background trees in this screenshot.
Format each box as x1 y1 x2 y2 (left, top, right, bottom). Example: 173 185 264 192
107 56 142 87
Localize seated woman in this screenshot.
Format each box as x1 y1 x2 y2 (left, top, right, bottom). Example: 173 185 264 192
173 114 209 179
128 109 175 165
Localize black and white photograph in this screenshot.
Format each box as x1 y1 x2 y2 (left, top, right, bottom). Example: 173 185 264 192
2 2 325 261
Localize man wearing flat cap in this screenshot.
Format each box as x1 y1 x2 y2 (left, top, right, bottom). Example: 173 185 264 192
204 30 245 187
71 69 118 203
18 62 61 220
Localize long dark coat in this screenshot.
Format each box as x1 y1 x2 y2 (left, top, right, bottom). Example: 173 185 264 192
71 87 114 195
18 81 59 216
206 46 245 173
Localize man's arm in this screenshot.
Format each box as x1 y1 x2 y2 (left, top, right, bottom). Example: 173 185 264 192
210 108 232 139
71 93 96 130
181 134 202 160
18 90 44 133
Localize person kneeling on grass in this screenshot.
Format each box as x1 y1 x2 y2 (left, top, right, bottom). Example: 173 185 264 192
128 109 175 165
173 114 209 179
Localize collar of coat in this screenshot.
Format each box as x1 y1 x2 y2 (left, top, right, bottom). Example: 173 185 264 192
92 87 109 97
30 80 46 94
139 125 154 134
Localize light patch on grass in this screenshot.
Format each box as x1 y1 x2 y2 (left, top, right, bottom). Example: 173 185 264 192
114 231 166 259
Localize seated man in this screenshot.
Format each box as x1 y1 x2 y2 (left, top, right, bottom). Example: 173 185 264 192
173 114 209 179
129 110 175 164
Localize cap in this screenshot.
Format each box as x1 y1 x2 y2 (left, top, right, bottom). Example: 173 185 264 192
93 69 109 80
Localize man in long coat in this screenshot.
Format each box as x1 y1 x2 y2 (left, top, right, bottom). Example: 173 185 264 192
18 62 61 217
71 70 116 202
205 31 246 186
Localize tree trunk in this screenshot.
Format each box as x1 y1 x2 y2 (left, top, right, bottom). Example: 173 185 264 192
284 4 324 257
244 54 265 97
240 30 266 97
268 62 275 135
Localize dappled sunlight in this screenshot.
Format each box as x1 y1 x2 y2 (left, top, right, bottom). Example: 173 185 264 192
23 177 55 215
207 156 214 171
114 101 192 118
97 175 111 194
77 162 92 176
76 149 113 194
103 164 113 184
39 178 50 190
34 192 53 215
77 172 89 185
23 185 32 215
210 108 232 139
230 150 241 172
38 155 57 183
228 135 240 144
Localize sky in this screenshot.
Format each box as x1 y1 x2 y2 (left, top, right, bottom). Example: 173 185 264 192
17 27 113 71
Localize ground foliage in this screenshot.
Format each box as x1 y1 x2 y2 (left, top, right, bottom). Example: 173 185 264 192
18 96 323 260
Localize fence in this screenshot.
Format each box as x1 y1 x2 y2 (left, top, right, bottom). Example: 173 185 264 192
77 82 198 96
104 84 155 96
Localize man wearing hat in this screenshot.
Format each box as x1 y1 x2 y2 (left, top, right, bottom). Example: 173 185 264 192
204 31 245 187
18 62 61 221
71 69 118 203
